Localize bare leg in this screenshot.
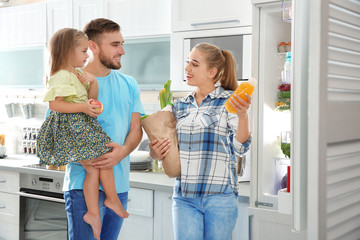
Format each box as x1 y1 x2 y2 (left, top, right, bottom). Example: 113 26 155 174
100 168 129 218
81 163 101 240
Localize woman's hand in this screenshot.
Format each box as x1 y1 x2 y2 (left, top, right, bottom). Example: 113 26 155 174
149 138 171 161
82 99 102 117
77 71 97 85
229 93 252 118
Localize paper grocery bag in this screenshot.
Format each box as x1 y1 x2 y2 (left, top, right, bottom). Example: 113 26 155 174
141 111 180 178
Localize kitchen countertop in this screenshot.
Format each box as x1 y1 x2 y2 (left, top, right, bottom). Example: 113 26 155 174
0 154 250 197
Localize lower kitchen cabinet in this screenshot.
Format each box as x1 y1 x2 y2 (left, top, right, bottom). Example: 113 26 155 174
0 220 19 240
118 188 154 240
154 191 174 240
118 214 153 240
0 170 20 240
232 196 250 240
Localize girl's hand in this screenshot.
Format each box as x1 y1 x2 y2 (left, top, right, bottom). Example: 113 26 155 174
82 99 102 117
149 138 170 161
77 71 97 85
229 93 252 118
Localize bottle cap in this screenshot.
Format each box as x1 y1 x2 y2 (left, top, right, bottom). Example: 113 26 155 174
248 77 257 86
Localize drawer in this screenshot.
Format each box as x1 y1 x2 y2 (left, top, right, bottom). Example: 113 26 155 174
0 220 19 240
127 188 153 217
0 170 19 193
0 192 19 224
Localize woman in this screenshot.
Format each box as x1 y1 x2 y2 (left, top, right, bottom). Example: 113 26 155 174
150 43 252 240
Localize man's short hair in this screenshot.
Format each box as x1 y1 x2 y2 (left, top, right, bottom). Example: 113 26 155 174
83 18 121 44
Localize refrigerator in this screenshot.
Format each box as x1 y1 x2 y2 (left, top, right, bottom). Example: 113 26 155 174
248 0 308 239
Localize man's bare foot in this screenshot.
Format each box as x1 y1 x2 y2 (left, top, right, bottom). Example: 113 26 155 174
104 198 129 218
83 212 101 240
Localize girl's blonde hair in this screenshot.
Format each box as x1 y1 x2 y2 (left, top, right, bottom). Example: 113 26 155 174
48 28 88 76
193 43 238 91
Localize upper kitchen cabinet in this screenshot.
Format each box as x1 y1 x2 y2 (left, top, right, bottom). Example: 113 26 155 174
0 2 46 47
171 0 252 32
47 0 73 40
103 0 171 38
73 0 102 31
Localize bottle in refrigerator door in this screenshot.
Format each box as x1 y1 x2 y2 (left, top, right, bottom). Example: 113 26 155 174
225 77 257 113
283 51 292 83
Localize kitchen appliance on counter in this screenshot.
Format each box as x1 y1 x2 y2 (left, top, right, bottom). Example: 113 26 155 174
18 172 67 239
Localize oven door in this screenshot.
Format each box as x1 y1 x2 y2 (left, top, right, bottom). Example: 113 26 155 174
18 188 68 240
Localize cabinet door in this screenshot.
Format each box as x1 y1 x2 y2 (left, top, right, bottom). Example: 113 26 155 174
73 0 102 31
0 170 19 193
0 2 46 47
154 191 174 240
118 214 154 240
231 197 250 240
0 220 19 240
0 192 19 224
103 0 170 38
118 188 154 240
171 0 252 32
47 0 73 41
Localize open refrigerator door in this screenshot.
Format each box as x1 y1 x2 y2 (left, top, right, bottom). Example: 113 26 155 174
249 1 308 238
251 1 292 211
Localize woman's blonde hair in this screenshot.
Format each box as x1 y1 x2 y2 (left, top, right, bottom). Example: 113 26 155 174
48 28 88 76
193 43 238 91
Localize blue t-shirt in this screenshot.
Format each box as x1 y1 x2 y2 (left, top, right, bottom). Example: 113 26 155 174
62 70 145 193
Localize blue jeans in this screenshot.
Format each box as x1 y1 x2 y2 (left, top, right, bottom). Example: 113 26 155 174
172 184 238 240
64 189 128 240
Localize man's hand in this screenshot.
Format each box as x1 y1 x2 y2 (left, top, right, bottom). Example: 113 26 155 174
91 142 128 169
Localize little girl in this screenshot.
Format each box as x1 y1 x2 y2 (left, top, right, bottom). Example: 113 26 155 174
36 28 129 240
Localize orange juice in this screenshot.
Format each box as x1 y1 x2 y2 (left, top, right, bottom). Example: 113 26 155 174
225 77 256 113
0 134 5 145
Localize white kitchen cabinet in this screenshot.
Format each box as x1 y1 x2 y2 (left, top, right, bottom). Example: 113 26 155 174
154 191 174 240
0 170 19 240
0 2 46 47
231 197 250 240
73 0 102 31
171 0 252 32
46 0 73 41
103 0 170 38
118 188 154 240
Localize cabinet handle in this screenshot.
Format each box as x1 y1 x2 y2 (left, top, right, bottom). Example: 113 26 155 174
248 215 253 240
0 180 6 183
191 19 240 27
0 205 5 209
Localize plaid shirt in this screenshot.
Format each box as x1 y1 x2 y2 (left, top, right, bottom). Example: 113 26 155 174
173 86 251 198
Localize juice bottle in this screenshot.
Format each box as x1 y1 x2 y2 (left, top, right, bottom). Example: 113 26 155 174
283 52 292 83
225 77 257 113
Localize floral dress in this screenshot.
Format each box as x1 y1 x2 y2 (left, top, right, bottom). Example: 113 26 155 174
36 70 112 166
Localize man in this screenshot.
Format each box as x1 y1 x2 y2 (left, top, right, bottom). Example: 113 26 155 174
63 18 144 240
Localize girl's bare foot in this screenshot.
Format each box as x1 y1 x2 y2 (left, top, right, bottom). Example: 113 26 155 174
104 198 129 218
83 212 101 240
